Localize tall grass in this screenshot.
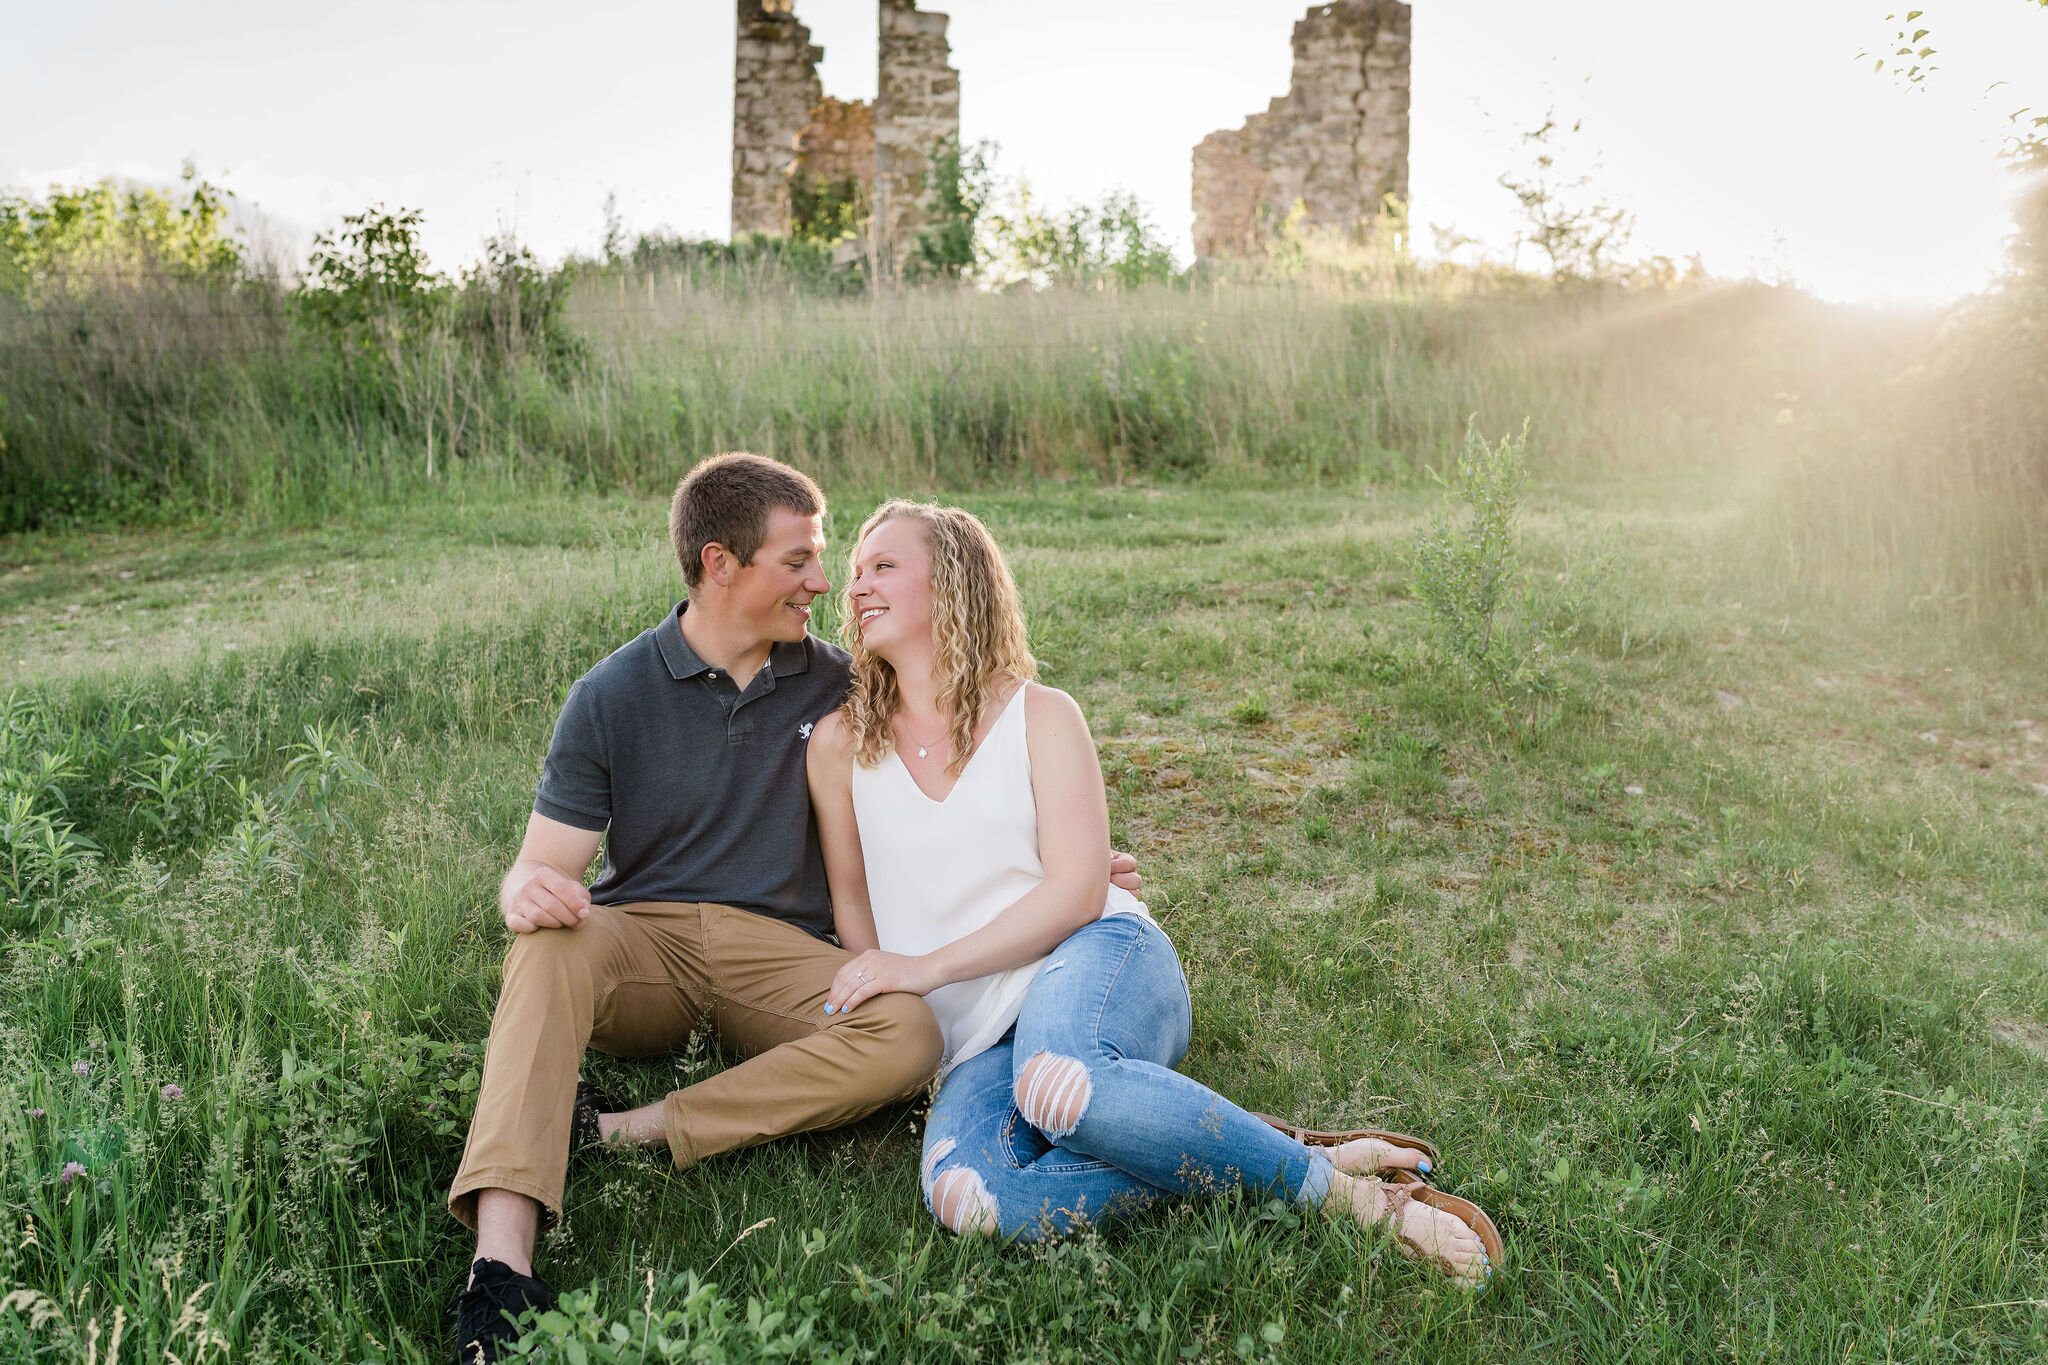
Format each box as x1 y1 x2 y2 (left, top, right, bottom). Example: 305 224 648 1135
4 243 2045 637
6 263 1705 515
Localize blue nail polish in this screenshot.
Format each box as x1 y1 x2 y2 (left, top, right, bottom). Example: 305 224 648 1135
1417 1157 1432 1174
823 1005 835 1014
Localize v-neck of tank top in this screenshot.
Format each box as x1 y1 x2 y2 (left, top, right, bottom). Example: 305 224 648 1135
886 684 1027 806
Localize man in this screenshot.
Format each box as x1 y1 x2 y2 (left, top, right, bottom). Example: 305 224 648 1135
449 453 1139 1363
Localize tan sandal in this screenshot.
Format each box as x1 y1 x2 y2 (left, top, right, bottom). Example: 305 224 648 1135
1374 1168 1504 1285
1254 1111 1441 1169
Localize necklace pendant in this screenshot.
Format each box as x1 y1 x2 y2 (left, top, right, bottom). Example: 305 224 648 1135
917 746 929 759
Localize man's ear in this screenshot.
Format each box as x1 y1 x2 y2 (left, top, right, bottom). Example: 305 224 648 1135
699 541 734 588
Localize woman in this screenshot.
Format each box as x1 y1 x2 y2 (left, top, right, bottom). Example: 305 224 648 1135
804 501 1499 1283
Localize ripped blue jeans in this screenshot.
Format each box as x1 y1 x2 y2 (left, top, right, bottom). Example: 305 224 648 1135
920 913 1334 1241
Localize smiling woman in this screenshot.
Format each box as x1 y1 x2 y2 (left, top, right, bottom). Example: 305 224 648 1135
803 497 1499 1278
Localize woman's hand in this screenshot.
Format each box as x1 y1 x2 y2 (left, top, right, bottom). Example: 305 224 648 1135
825 950 940 1016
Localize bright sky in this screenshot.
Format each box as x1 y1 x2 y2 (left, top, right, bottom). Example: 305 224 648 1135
4 0 2044 304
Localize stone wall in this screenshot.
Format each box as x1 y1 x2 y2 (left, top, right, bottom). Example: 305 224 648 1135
874 0 960 265
730 0 957 262
731 0 823 238
1191 0 1411 258
796 96 876 190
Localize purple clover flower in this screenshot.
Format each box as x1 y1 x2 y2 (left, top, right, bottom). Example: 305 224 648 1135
161 1084 185 1101
59 1161 86 1184
28 1108 45 1118
71 1060 89 1077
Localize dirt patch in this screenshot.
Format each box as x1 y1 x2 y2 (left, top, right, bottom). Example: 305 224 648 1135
1865 668 1939 711
1990 1018 2048 1061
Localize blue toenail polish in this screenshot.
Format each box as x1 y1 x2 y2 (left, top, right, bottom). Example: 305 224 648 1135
1418 1158 1432 1174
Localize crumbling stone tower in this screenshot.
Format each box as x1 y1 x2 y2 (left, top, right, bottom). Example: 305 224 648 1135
729 0 960 268
874 0 960 261
732 0 824 237
1191 0 1411 258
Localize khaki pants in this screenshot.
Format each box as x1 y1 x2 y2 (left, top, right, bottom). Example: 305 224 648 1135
448 900 944 1230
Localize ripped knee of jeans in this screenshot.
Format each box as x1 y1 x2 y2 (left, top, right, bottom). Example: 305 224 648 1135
928 1164 999 1236
921 1137 956 1187
1016 1052 1093 1140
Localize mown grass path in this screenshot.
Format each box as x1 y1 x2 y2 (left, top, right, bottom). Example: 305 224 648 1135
2 480 2044 1363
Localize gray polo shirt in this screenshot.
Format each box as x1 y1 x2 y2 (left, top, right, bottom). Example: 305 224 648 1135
533 600 852 940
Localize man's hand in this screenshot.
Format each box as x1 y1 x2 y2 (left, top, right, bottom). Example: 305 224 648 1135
501 860 593 934
1109 848 1143 896
825 949 940 1016
500 813 604 934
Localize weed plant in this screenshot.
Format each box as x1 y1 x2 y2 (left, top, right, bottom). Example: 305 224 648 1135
1408 419 1548 718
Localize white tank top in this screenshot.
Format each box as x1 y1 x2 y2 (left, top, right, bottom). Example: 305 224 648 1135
850 684 1149 1072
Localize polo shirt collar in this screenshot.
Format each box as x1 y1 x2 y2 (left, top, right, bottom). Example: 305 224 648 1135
656 600 813 682
770 637 811 678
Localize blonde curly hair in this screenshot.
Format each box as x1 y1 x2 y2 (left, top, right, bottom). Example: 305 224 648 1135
839 500 1037 776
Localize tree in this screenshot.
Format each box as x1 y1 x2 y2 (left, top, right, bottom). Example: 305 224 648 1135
0 165 242 300
1856 2 2048 276
297 205 443 341
913 138 993 279
1496 109 1634 285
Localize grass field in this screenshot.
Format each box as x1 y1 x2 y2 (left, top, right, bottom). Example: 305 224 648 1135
3 455 2045 1362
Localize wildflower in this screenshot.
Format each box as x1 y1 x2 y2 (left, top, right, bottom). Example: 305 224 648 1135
161 1084 184 1101
71 1061 89 1077
88 1040 104 1051
28 1108 45 1118
59 1161 86 1184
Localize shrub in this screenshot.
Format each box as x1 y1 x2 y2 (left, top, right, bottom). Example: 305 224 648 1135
913 138 993 280
0 167 242 299
1407 418 1560 718
979 187 1179 291
788 170 869 249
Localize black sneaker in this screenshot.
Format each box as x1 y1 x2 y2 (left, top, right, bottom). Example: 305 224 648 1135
452 1258 553 1365
570 1079 622 1155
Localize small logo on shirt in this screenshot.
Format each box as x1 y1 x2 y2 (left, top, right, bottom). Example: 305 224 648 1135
798 722 815 740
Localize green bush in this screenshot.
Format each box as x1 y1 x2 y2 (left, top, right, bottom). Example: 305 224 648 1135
626 230 863 296
1407 418 1557 716
979 186 1179 290
912 138 993 280
788 171 869 250
0 196 594 530
0 167 241 299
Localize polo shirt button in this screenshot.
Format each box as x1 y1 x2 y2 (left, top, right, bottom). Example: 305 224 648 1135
708 671 718 679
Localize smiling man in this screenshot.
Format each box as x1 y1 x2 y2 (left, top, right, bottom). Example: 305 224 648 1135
444 453 944 1362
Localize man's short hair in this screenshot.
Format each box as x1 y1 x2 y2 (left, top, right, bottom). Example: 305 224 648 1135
670 453 826 588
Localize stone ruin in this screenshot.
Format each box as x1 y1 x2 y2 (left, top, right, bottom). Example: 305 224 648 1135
731 1 821 239
730 0 959 268
874 0 961 261
1191 0 1411 259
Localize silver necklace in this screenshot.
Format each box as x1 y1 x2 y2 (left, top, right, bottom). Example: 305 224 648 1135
902 717 947 760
